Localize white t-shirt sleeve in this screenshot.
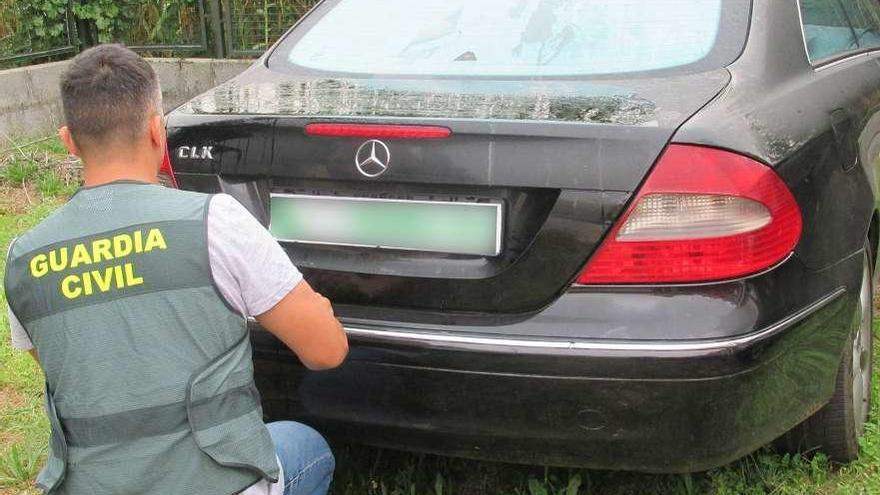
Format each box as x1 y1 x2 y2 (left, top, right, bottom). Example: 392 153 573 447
207 194 303 317
6 240 34 351
5 197 298 351
8 305 34 351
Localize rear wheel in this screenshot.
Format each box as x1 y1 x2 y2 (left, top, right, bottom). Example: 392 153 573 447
777 244 874 462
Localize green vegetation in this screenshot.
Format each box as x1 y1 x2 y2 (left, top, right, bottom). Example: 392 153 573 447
0 0 72 66
71 0 204 45
1 138 880 494
0 0 320 65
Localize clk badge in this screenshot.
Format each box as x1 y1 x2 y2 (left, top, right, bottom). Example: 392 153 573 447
178 146 214 160
355 140 391 178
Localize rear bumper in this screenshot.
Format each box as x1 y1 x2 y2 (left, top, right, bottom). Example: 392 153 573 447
252 283 857 472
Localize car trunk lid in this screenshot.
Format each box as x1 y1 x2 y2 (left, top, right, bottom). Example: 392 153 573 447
166 69 730 317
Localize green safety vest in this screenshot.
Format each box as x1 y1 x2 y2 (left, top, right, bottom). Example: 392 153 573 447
4 182 279 494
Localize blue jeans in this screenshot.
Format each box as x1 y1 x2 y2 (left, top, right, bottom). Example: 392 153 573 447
266 421 335 495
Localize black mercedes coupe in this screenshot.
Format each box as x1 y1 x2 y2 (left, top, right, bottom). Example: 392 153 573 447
163 0 880 472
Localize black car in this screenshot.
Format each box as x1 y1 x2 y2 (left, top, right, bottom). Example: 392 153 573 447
164 0 880 472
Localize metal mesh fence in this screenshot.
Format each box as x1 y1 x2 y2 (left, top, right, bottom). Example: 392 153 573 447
223 0 317 56
111 0 208 53
0 0 78 66
0 0 318 68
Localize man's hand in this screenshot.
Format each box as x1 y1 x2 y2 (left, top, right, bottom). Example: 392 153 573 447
256 281 348 370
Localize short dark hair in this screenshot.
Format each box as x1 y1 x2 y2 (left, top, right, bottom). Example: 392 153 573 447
60 44 161 149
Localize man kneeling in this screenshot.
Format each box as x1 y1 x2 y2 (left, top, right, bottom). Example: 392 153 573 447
4 44 348 495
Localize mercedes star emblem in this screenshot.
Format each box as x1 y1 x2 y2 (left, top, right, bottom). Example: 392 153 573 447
355 139 391 178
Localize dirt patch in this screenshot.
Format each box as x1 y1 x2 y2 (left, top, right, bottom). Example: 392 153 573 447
0 387 28 447
0 487 38 495
0 186 38 216
0 386 26 410
0 429 23 449
0 143 81 214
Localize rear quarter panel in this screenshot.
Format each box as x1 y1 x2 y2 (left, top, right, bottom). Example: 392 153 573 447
675 0 880 271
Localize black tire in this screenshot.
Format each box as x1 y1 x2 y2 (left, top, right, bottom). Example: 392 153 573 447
776 244 874 462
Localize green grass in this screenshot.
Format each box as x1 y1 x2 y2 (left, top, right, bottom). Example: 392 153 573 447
1 138 879 494
326 418 880 495
0 137 78 199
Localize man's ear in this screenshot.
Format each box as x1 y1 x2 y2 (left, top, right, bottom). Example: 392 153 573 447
58 126 80 157
148 113 166 152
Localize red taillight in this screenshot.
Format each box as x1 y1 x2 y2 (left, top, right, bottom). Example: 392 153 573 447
304 123 451 139
576 145 802 285
159 145 178 188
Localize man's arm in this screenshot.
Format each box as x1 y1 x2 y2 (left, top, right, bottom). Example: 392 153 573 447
256 281 348 370
6 305 38 362
6 241 37 362
208 194 348 370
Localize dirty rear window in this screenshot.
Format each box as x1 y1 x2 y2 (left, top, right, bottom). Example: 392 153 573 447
269 0 748 78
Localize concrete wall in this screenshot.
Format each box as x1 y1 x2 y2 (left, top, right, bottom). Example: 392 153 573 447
0 58 252 139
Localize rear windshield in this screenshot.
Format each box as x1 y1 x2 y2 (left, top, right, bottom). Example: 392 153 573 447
269 0 750 78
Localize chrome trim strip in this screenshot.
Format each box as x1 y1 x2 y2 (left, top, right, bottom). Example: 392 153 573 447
269 193 503 256
344 288 845 352
814 51 879 72
795 0 813 65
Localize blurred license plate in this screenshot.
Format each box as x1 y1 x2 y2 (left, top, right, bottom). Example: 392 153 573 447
270 194 502 256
